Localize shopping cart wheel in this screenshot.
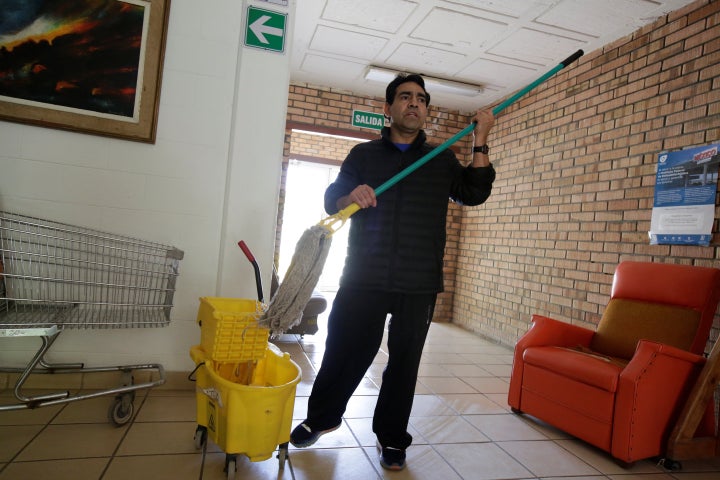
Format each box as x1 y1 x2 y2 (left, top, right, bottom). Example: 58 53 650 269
108 393 134 426
193 425 208 449
277 442 289 470
224 454 237 480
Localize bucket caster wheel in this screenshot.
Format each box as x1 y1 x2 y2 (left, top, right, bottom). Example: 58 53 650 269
277 442 289 470
225 454 237 480
193 425 208 449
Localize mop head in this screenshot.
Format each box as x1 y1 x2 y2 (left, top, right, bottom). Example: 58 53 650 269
259 224 332 334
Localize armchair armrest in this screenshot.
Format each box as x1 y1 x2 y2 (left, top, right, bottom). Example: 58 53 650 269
517 315 596 350
612 340 706 463
509 314 596 408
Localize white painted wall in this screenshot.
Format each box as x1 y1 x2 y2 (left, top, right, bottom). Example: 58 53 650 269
0 0 294 371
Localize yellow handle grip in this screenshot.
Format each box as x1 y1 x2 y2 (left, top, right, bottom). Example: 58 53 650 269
317 202 361 235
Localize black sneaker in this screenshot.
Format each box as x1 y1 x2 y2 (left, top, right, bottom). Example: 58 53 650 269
289 422 340 448
378 444 406 471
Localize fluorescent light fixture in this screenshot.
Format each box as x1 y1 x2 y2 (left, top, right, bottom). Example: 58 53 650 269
364 66 483 97
364 66 398 84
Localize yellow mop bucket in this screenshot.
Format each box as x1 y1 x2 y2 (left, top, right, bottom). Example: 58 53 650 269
190 343 301 462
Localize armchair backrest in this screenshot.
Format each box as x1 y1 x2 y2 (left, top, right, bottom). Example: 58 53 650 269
589 261 720 359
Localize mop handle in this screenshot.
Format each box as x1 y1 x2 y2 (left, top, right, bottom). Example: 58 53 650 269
492 49 584 115
326 49 584 225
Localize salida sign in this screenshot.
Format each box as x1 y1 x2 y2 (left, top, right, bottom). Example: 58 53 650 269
352 110 385 130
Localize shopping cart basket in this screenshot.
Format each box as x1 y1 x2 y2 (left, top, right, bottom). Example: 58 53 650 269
0 211 183 425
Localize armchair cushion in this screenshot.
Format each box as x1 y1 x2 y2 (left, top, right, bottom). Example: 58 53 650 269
590 298 701 360
524 346 624 391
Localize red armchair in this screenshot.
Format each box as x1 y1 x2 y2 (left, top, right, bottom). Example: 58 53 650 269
508 261 720 465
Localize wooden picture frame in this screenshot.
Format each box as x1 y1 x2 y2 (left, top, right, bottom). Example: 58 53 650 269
0 0 171 143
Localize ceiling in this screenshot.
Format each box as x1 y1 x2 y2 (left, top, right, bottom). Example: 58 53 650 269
291 0 697 113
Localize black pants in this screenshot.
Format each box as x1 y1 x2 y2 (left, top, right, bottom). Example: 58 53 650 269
305 286 436 450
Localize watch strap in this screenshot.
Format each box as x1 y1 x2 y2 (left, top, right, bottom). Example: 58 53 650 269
473 144 489 154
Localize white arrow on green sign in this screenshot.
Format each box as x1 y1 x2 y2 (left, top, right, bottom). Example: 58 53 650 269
245 6 287 53
352 110 385 130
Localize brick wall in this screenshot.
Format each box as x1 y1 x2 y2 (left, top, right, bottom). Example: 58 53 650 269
290 131 363 162
453 0 720 352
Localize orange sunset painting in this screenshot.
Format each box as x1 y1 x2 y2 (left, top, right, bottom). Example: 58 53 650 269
0 0 147 119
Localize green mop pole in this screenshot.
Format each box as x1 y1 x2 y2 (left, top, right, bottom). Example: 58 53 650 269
373 49 584 197
491 49 584 114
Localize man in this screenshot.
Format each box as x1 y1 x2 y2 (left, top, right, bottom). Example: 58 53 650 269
290 73 496 471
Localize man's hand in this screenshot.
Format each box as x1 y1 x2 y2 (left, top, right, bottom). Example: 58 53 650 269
337 184 377 210
472 109 495 145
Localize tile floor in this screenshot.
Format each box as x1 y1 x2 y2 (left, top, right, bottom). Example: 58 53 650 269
2 310 720 480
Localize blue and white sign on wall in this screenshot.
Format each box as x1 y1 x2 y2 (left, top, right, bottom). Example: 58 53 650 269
649 142 719 246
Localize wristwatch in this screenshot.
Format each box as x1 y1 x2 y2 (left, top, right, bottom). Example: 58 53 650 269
473 144 489 154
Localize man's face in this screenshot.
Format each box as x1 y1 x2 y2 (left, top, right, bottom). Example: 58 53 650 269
384 82 429 134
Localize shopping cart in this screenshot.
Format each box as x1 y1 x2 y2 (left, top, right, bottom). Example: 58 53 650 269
190 242 301 479
0 211 183 425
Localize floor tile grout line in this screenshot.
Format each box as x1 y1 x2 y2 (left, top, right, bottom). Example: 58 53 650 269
494 437 601 479
98 390 150 479
545 438 617 480
0 398 72 473
346 419 384 480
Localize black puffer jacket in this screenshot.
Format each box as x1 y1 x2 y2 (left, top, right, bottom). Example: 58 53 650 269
325 127 496 294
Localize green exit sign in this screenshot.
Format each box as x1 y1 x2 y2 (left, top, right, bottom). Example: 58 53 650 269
245 6 287 53
352 110 385 130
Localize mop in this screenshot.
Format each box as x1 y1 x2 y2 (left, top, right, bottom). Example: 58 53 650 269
260 49 584 334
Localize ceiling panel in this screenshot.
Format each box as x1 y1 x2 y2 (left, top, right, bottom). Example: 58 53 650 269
487 28 587 65
291 0 698 113
444 0 542 18
459 58 538 87
321 0 418 33
385 42 469 76
300 54 367 81
536 0 662 37
309 25 388 60
410 8 509 48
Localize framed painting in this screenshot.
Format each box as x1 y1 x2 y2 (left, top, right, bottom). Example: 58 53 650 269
0 0 170 143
